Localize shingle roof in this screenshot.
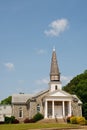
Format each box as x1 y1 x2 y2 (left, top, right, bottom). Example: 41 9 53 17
32 89 49 98
50 49 60 81
12 94 32 104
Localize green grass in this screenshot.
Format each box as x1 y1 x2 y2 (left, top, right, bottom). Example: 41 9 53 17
0 123 80 130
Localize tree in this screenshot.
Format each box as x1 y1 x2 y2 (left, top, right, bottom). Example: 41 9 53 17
63 70 87 119
0 96 12 104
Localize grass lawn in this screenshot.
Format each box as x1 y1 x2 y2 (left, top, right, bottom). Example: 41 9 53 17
0 123 80 130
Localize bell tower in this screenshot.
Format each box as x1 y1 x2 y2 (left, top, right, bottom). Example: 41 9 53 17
49 48 62 91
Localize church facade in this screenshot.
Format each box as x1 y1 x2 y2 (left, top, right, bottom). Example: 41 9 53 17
12 49 82 122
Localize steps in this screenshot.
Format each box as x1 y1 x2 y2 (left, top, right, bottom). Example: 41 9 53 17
38 118 67 124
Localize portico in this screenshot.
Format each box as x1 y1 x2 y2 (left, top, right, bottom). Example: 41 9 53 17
44 99 72 119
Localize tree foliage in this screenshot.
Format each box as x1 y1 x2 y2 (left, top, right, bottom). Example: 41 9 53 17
63 70 87 119
0 96 12 104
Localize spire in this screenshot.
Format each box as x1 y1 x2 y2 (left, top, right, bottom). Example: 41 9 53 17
50 49 60 81
53 46 55 51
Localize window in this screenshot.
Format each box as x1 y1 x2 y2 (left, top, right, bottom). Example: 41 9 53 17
37 104 40 113
19 107 23 118
55 85 57 90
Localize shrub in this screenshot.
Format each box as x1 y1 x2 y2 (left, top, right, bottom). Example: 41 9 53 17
24 118 35 123
28 119 35 123
12 119 19 124
10 116 15 123
5 116 15 124
70 116 77 124
76 117 86 125
85 120 87 125
67 116 73 123
70 116 86 125
0 121 4 124
5 116 11 124
33 113 44 122
24 118 30 123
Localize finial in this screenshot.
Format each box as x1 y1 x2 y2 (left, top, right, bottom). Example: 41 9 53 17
53 46 55 51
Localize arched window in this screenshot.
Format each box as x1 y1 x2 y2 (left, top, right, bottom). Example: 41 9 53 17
37 104 40 113
55 85 57 90
19 107 23 118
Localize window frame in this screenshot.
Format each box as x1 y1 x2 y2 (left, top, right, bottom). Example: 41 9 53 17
18 107 23 118
37 104 40 113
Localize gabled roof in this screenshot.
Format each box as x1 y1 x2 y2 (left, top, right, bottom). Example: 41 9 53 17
72 95 82 104
32 89 49 98
12 94 32 104
48 89 72 97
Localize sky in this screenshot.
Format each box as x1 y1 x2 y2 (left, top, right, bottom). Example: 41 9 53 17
0 0 87 101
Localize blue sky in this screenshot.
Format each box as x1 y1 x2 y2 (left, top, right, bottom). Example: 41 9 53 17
0 0 87 101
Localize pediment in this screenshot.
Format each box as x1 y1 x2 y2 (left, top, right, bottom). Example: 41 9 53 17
49 90 71 97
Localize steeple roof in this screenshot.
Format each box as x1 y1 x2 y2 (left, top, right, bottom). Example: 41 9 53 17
50 49 60 81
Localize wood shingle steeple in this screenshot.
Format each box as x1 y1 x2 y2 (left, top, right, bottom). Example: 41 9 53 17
50 48 60 82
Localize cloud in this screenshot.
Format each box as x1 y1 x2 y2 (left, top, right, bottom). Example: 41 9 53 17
36 49 46 55
38 49 46 54
35 77 49 85
61 75 72 85
44 18 69 37
4 62 15 71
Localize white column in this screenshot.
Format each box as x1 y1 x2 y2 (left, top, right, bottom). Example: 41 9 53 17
45 100 47 118
68 101 71 116
62 101 65 117
52 100 54 118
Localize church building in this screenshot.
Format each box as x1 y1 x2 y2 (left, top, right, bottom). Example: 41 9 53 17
12 49 82 122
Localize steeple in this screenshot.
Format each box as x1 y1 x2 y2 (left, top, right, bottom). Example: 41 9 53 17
49 49 62 91
50 49 60 81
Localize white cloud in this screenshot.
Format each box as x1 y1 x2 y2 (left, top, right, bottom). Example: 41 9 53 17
61 75 72 85
44 18 69 37
4 62 15 71
35 77 49 85
37 49 46 55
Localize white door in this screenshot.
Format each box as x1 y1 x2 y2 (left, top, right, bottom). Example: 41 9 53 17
54 102 63 118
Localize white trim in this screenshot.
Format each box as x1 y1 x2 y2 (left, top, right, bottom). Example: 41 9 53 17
44 99 72 119
52 100 54 118
68 101 71 117
44 100 47 118
62 101 65 117
44 98 72 102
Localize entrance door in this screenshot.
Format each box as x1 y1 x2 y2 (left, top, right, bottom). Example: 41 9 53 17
54 102 62 118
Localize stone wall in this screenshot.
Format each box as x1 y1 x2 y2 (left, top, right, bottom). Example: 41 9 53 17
12 91 49 122
12 104 29 122
29 91 49 118
71 101 82 117
29 101 37 119
12 91 82 122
